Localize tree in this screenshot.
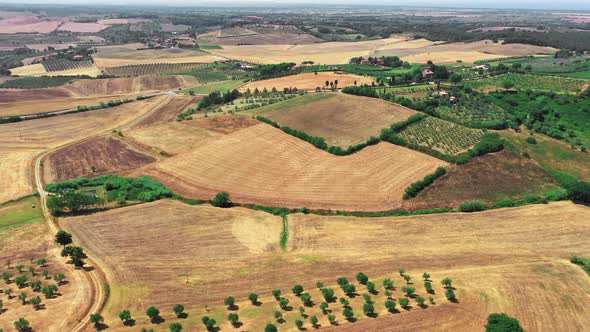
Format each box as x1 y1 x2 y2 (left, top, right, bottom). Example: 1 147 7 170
292 285 304 296
425 281 433 293
211 192 232 208
265 323 278 332
41 285 58 298
415 296 425 307
343 307 354 321
28 266 35 276
0 299 2 312
449 74 463 86
30 280 42 292
301 293 313 306
316 281 324 289
248 293 259 305
340 297 349 307
16 265 25 273
272 289 281 300
342 284 356 296
89 313 103 328
399 268 405 276
299 306 305 316
485 313 524 332
366 281 376 294
310 315 319 327
328 314 336 324
173 304 185 318
4 288 13 298
61 246 87 268
279 297 289 310
274 310 283 322
429 296 435 304
385 299 396 312
403 275 412 284
14 318 30 332
383 278 394 290
1 272 11 283
567 181 590 204
119 310 132 325
36 258 47 267
146 306 160 322
399 298 409 309
54 274 66 285
441 277 453 288
41 270 49 279
337 277 349 286
15 276 27 288
319 301 329 314
445 288 457 302
321 287 335 302
201 317 216 331
169 322 183 332
422 272 430 281
224 296 235 309
356 272 369 285
295 319 304 330
362 302 375 316
55 230 73 247
18 292 27 305
502 80 515 91
402 286 416 297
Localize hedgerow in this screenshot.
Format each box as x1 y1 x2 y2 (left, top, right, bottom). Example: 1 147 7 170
341 85 379 98
403 167 447 199
459 201 486 212
570 256 590 275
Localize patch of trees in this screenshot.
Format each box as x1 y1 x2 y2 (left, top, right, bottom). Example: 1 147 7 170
197 89 241 110
403 167 447 199
76 98 133 112
259 62 296 76
570 256 590 275
341 85 379 98
47 191 104 215
485 313 524 332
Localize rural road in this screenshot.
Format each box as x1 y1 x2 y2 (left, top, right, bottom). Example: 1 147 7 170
31 89 179 331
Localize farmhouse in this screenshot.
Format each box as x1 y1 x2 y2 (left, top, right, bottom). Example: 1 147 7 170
471 64 489 71
422 68 434 79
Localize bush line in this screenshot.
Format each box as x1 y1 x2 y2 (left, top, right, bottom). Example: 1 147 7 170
570 256 590 275
403 167 447 200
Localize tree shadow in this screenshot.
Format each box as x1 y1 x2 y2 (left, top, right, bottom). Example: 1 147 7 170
252 300 262 306
83 266 95 272
366 312 379 318
418 304 428 309
151 316 165 324
57 280 69 286
178 312 189 319
96 323 109 331
387 308 400 314
368 289 379 295
228 304 239 311
402 305 413 311
312 323 321 329
346 318 357 323
303 301 315 307
123 319 136 327
231 322 243 328
329 321 339 326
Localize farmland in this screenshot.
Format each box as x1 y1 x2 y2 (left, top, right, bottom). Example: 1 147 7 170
250 93 416 147
41 59 93 72
64 75 199 96
61 199 590 331
43 136 156 183
104 62 210 76
434 92 511 129
464 73 589 94
139 123 447 211
10 62 103 77
183 80 244 94
240 72 375 92
398 116 484 155
0 76 74 89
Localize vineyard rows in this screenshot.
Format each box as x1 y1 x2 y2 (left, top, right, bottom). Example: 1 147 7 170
42 59 93 72
398 116 483 155
435 94 510 128
104 62 211 76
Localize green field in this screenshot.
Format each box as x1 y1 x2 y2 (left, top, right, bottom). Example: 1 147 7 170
238 92 328 114
556 71 590 79
219 92 299 112
465 73 589 94
398 116 484 155
0 76 75 89
198 45 223 49
183 80 245 94
0 196 43 231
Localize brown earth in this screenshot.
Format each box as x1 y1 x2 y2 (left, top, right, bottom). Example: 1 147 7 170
190 113 260 134
0 88 71 103
130 95 199 128
64 75 199 96
255 93 416 147
137 123 447 211
404 150 561 210
61 199 590 331
206 33 323 45
240 72 374 92
43 136 156 183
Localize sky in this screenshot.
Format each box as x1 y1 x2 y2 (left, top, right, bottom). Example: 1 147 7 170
9 0 590 10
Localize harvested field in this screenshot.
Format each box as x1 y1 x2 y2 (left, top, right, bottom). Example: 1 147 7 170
0 198 93 332
62 199 590 331
93 45 224 68
201 32 323 45
64 75 199 96
9 63 47 76
9 63 102 77
404 150 560 210
241 72 374 92
93 55 225 69
43 136 156 183
141 123 447 211
253 93 416 147
57 22 109 32
0 87 71 103
124 114 257 155
97 18 151 25
0 20 60 34
131 95 198 128
0 149 39 203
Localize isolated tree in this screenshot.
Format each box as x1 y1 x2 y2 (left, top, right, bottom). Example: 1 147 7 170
30 280 42 292
404 275 412 284
399 268 405 276
16 265 25 274
274 310 283 322
429 296 435 304
383 278 394 290
5 260 11 269
343 307 354 321
295 319 304 330
55 230 73 247
41 285 58 299
201 317 216 331
146 306 160 322
299 306 306 316
337 277 349 286
441 278 453 288
321 287 335 302
362 293 372 303
292 285 304 296
265 323 278 332
319 301 329 314
28 266 35 276
36 258 47 267
90 313 103 328
4 288 13 298
61 246 87 268
13 318 30 332
18 292 27 305
415 296 426 307
402 286 416 297
399 298 409 309
340 297 349 307
224 296 235 309
173 304 185 318
445 288 457 302
356 272 369 285
422 273 431 281
53 274 66 285
366 281 376 294
385 299 396 312
328 314 336 324
425 281 433 293
485 313 524 332
1 272 11 283
272 289 281 300
248 293 259 305
325 80 329 87
316 281 324 289
362 302 375 316
342 284 356 296
119 310 132 325
211 192 232 208
0 299 3 312
169 322 183 332
310 315 319 327
15 276 27 288
279 297 289 310
41 270 49 279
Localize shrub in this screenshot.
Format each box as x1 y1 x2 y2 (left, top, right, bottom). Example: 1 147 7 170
265 323 278 332
399 298 409 308
292 285 304 296
485 313 524 332
211 192 233 208
385 299 396 311
494 198 515 208
567 181 590 203
356 272 369 285
459 201 486 212
445 288 457 302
